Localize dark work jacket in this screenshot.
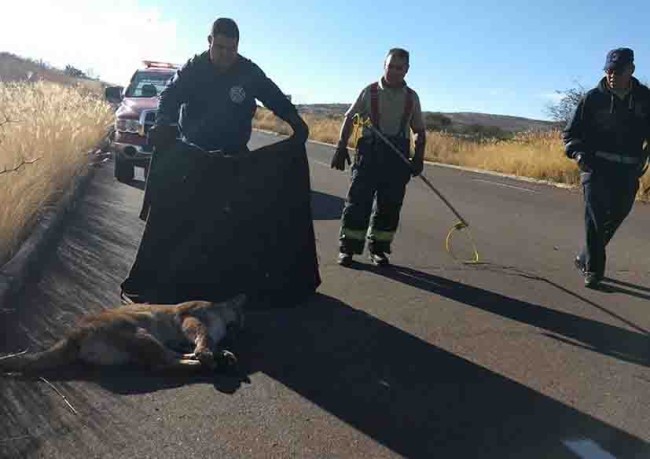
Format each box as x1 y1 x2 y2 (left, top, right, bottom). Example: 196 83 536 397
156 52 297 152
563 77 650 169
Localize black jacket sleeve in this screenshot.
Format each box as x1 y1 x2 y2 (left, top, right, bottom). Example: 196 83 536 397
156 58 196 126
563 95 590 160
646 94 650 149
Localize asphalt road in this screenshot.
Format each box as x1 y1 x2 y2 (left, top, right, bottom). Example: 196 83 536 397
0 131 648 458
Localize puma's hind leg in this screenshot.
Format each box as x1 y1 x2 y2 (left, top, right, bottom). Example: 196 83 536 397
115 328 206 372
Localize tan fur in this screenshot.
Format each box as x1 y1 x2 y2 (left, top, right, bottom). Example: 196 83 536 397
0 294 245 374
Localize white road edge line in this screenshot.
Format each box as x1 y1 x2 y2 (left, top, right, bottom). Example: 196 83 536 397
471 178 538 193
311 160 331 168
253 128 578 191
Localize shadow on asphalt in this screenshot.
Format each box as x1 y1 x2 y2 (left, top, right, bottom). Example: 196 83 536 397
599 278 650 301
233 292 648 458
2 364 251 395
310 190 345 221
604 277 650 293
362 264 649 368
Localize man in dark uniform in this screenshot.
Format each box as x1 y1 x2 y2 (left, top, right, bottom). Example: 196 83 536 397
331 48 426 267
148 17 308 154
121 18 319 305
564 48 650 288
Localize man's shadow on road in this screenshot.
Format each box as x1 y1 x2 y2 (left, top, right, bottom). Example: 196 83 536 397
354 263 649 367
310 190 345 220
597 277 650 300
604 277 650 293
229 292 648 458
14 363 250 395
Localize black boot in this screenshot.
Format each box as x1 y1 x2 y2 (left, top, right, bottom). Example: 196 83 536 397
337 252 353 267
369 252 390 267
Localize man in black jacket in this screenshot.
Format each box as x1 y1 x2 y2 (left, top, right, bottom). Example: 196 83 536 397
564 48 650 288
121 18 319 305
149 17 308 152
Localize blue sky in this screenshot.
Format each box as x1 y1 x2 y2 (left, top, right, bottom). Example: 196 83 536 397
2 0 649 120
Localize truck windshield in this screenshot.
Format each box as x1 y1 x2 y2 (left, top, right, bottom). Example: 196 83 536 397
124 71 175 98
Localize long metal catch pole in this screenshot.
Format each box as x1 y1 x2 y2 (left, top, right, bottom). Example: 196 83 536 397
364 121 470 228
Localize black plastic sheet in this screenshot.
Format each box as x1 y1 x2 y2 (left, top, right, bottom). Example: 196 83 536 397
121 139 321 307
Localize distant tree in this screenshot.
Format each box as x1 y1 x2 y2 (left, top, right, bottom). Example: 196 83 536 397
35 58 50 69
545 85 586 125
458 123 512 141
64 65 88 79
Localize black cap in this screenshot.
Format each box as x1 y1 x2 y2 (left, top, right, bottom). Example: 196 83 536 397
604 48 634 71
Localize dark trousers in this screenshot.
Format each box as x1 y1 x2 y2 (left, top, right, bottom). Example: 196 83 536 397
578 169 639 276
339 137 411 255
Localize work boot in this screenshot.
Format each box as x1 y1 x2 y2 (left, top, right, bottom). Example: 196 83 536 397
574 255 586 273
575 254 602 288
584 272 603 289
337 252 353 267
369 252 390 267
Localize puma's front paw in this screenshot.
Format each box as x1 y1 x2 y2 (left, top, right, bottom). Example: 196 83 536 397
195 349 217 369
214 349 238 368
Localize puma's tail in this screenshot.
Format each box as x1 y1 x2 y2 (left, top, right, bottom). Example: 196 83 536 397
0 338 78 374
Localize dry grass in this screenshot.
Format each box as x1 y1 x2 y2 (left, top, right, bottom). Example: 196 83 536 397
253 108 343 144
0 82 113 265
254 108 650 198
423 130 580 185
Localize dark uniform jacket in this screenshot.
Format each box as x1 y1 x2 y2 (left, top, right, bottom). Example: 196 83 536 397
564 77 650 168
156 51 297 152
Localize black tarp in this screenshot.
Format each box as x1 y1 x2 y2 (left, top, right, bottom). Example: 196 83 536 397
120 138 321 307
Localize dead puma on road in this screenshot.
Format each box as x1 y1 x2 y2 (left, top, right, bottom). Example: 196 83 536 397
0 294 245 374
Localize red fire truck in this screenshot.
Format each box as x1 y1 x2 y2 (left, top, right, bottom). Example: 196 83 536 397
105 61 179 182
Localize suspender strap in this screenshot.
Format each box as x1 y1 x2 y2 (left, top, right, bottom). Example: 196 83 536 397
370 82 380 127
398 87 414 135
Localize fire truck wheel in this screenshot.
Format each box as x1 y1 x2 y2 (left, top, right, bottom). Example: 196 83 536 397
115 156 134 183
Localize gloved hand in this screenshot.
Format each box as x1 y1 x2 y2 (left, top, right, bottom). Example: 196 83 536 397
148 124 177 150
575 152 593 172
410 157 424 176
331 144 351 170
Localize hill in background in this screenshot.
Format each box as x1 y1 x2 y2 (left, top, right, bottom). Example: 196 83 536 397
298 103 557 137
0 52 106 96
